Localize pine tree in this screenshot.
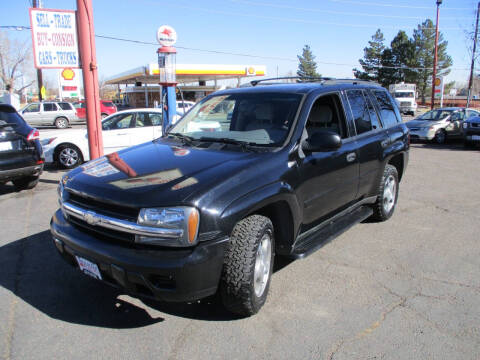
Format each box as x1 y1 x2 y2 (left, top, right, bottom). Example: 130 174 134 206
297 45 320 80
411 19 452 103
390 30 416 83
354 29 385 81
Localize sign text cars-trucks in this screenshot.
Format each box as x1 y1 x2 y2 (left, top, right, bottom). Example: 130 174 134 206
389 83 417 116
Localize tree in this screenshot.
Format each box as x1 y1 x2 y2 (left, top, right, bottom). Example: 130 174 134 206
0 31 35 94
354 29 385 81
411 19 452 103
297 45 320 80
390 30 416 83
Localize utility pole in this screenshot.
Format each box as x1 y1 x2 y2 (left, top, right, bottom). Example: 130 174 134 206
32 0 43 102
430 0 442 110
467 2 480 108
77 0 103 159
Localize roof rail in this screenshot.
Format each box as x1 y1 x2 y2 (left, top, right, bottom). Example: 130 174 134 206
249 76 379 87
250 76 335 86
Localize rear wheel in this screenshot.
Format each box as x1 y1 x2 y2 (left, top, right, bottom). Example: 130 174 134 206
371 164 399 222
12 175 39 190
55 144 83 169
220 215 274 317
54 117 69 129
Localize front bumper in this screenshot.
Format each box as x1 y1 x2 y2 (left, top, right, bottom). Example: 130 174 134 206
464 128 480 142
50 209 229 302
407 127 435 141
0 163 43 181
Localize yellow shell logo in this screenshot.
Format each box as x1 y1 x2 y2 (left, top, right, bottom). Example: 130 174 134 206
434 78 441 86
247 67 255 75
61 68 75 81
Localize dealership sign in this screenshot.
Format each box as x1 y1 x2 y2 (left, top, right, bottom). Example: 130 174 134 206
29 8 79 69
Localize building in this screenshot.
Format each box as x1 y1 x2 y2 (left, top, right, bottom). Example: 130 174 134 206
105 63 266 108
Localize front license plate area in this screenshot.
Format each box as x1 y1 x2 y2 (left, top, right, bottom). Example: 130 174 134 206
0 141 13 151
75 256 102 280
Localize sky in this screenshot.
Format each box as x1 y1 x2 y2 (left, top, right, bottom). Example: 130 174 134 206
0 0 478 88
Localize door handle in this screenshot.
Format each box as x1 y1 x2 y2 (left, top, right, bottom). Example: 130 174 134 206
346 152 356 162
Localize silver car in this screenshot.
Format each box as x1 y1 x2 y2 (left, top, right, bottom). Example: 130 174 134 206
406 107 480 144
19 102 80 129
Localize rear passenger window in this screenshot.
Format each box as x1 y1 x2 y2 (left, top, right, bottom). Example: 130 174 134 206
58 102 72 111
372 90 400 127
346 90 372 135
44 103 57 112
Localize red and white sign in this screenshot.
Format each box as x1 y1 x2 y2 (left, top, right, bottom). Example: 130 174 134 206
156 25 177 46
29 8 79 69
59 68 80 98
434 76 444 99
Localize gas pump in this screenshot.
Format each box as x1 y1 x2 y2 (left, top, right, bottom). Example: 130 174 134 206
156 25 177 135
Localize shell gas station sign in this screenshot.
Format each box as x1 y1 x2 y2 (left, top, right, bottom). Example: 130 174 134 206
59 67 80 98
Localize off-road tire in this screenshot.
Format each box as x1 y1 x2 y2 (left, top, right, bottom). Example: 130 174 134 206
434 129 446 144
370 164 399 222
54 117 69 129
220 215 275 317
12 175 39 190
55 144 83 169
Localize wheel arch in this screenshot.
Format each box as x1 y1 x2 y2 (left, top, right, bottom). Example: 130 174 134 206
387 152 405 182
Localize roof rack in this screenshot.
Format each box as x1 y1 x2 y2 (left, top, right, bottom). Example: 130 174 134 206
249 76 378 87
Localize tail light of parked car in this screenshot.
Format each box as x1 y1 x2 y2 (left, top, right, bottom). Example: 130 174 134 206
27 129 40 141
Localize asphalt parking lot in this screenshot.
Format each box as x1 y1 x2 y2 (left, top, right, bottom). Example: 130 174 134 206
1 140 480 360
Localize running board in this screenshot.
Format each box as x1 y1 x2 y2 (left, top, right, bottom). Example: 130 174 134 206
290 206 373 259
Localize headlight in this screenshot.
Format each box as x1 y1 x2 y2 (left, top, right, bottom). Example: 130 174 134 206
463 122 468 129
40 138 56 146
136 207 199 247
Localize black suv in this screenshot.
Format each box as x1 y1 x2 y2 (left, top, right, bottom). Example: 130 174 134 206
0 104 44 190
51 79 409 316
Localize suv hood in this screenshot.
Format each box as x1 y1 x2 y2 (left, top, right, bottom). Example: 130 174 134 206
63 139 264 208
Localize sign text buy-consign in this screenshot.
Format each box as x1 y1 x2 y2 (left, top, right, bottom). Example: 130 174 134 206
29 8 79 69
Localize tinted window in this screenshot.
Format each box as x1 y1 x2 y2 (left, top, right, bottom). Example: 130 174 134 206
102 113 133 130
58 102 72 111
44 103 58 112
135 113 153 127
23 104 40 113
451 111 465 121
372 90 400 127
365 94 382 130
346 90 372 135
102 101 114 107
0 106 29 134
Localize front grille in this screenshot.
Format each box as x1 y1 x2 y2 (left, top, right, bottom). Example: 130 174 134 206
400 101 411 106
69 216 136 244
67 191 138 221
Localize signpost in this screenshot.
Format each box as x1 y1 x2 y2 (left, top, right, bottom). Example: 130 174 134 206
29 8 80 69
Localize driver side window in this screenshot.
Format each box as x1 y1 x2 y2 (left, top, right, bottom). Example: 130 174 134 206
306 93 348 139
102 113 134 130
24 104 40 113
451 111 465 121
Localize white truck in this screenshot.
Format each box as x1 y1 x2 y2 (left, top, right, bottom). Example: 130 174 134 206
388 83 417 116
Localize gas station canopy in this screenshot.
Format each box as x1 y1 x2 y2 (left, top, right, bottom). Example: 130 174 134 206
105 64 267 85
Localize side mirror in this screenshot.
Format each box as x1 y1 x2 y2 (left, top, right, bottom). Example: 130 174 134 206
302 130 342 152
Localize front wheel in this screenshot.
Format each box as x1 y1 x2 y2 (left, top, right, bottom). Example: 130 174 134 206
55 144 83 169
220 215 274 317
434 129 446 144
12 175 39 191
371 164 399 222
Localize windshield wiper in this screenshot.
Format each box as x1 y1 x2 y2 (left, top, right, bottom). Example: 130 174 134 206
167 132 195 145
198 137 257 151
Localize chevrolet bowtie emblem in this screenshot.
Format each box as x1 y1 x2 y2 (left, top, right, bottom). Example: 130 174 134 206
83 211 100 226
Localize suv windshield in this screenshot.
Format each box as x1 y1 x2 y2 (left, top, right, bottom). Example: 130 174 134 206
169 92 302 146
418 109 453 121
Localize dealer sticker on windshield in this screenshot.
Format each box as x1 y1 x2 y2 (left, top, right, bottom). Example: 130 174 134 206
75 256 102 280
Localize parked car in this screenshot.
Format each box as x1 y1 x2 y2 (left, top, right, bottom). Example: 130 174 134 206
176 100 195 115
406 107 480 144
463 115 480 148
50 78 409 316
19 101 79 129
73 100 117 120
0 104 44 190
40 108 182 169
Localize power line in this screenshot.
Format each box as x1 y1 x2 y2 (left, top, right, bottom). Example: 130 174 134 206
327 0 470 11
229 0 465 20
2 25 471 71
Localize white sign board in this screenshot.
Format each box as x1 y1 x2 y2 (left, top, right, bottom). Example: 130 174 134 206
58 68 80 99
156 25 177 46
434 76 444 99
29 8 79 69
